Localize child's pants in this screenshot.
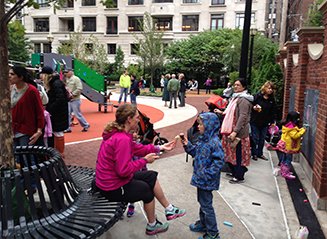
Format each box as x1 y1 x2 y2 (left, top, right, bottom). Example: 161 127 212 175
197 188 219 236
280 152 293 166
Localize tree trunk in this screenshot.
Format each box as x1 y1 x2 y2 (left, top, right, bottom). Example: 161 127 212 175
150 68 153 86
0 4 15 169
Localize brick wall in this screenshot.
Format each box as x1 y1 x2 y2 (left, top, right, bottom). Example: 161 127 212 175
277 21 327 207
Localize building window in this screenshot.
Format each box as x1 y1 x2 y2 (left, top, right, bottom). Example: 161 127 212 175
34 18 49 32
108 44 116 54
85 43 93 54
235 13 255 30
212 0 224 5
182 15 199 31
34 0 47 7
34 43 41 53
128 0 143 5
83 17 96 31
43 43 51 53
183 0 199 3
155 18 172 30
131 44 138 54
129 16 143 31
62 0 74 7
211 14 224 30
154 0 173 2
68 20 74 31
154 0 174 3
112 0 117 7
107 17 117 34
82 0 95 6
106 0 117 7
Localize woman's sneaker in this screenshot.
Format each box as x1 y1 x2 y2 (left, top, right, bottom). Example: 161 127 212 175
126 205 134 217
199 233 220 239
189 220 207 232
146 220 169 235
165 205 186 220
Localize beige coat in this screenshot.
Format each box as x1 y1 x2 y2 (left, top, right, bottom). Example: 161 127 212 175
66 74 82 101
234 97 252 139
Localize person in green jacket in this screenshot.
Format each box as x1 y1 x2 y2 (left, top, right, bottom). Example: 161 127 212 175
167 74 180 109
118 70 131 104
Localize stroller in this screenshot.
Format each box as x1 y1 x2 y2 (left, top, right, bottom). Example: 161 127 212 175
205 95 228 127
138 110 168 146
205 95 228 113
265 124 280 151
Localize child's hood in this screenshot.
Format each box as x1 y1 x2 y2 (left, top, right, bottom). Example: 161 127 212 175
198 112 220 142
282 122 299 134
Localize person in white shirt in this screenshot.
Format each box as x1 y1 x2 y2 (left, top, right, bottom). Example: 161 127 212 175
222 82 233 99
160 75 165 92
189 79 198 91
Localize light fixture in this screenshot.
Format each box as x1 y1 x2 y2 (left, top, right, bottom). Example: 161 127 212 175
250 24 257 36
47 32 54 43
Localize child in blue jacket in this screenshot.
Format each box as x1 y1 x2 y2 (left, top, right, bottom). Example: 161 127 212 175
180 112 225 239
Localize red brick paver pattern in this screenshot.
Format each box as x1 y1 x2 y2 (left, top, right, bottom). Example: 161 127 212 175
64 94 212 168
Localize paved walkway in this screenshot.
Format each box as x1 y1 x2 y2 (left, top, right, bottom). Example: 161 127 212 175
65 90 324 239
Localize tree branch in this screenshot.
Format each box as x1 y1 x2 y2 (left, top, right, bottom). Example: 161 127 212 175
1 0 25 26
7 1 29 24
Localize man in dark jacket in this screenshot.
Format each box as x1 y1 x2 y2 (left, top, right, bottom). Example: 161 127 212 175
178 73 186 107
130 74 139 106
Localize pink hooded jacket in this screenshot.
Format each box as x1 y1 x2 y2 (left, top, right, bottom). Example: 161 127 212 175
95 129 160 191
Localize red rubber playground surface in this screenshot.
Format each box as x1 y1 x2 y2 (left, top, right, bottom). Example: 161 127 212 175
64 99 164 144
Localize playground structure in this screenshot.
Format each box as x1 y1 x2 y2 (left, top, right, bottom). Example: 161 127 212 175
31 53 113 113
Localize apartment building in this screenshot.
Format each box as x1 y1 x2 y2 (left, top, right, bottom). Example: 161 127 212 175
23 0 267 64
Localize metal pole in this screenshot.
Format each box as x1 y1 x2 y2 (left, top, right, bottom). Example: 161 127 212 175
104 76 108 114
239 0 253 81
248 35 254 85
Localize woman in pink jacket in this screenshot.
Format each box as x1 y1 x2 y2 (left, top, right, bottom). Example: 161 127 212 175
95 104 186 235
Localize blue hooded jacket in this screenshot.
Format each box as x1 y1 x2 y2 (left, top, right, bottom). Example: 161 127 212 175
184 112 225 191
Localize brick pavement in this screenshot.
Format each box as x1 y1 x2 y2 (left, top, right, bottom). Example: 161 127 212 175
64 93 212 168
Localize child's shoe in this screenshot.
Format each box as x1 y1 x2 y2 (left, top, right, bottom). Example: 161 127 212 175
127 205 134 217
165 205 186 220
189 220 207 232
146 220 169 235
199 232 220 239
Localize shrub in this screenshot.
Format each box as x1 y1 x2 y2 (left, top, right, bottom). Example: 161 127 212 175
140 91 163 97
212 88 224 96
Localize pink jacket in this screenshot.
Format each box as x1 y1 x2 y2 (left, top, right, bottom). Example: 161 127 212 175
44 110 53 138
95 129 160 191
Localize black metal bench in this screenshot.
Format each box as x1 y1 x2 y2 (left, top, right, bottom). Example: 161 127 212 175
1 145 126 239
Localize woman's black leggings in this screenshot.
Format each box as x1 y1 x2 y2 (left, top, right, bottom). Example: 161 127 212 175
99 170 158 204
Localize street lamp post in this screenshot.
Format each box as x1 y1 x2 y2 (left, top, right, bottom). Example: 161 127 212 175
238 0 253 80
47 32 54 53
248 24 257 86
